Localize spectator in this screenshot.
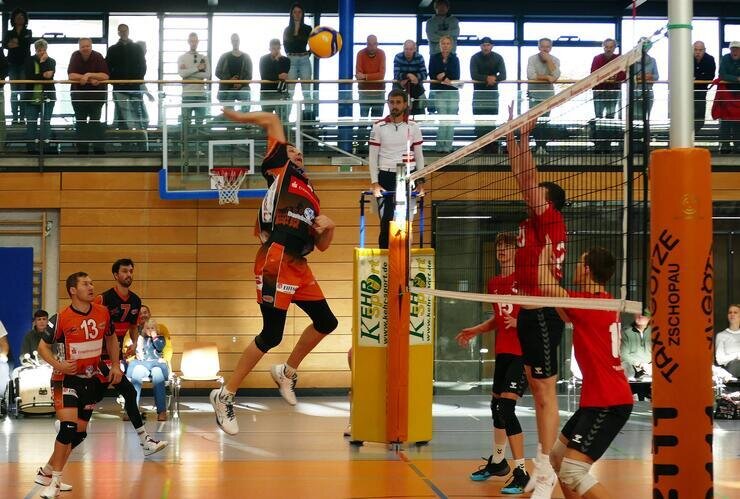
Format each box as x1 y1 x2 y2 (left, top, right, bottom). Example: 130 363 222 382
178 32 210 127
717 41 740 154
620 311 652 380
283 3 316 121
20 309 48 361
393 40 427 116
259 39 291 123
3 8 32 124
24 39 56 155
470 36 505 153
368 89 425 249
693 41 716 132
0 319 9 401
716 304 740 379
633 46 659 121
215 33 253 112
428 35 460 153
526 37 560 153
126 318 170 421
355 34 386 150
68 37 109 155
425 0 460 56
106 24 147 132
591 38 626 119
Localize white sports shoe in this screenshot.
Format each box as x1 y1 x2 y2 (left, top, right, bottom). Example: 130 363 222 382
270 364 298 406
39 477 61 498
35 468 72 492
210 388 239 435
141 436 168 456
525 460 557 498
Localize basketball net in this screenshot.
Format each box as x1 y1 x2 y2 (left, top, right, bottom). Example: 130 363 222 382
210 167 248 205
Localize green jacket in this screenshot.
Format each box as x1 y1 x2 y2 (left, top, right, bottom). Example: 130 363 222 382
620 324 651 366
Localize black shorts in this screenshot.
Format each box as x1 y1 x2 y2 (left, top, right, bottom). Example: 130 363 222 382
492 353 527 397
51 375 106 422
560 404 633 461
517 307 564 378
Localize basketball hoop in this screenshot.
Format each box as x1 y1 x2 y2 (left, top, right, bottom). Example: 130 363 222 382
210 167 248 205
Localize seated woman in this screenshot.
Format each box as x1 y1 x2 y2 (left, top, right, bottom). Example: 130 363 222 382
126 318 170 421
716 304 740 379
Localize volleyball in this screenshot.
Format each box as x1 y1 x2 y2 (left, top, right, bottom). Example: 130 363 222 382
308 26 343 58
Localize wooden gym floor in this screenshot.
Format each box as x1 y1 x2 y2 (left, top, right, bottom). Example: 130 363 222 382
2 393 739 499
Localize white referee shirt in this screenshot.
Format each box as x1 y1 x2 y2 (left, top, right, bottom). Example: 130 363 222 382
368 116 424 184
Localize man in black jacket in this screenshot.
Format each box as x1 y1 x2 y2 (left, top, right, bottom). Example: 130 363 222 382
470 36 506 153
19 310 49 362
106 24 146 133
693 41 716 132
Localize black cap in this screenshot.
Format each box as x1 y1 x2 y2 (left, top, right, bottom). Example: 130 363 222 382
480 36 493 45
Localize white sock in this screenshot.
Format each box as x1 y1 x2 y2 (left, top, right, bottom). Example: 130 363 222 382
219 387 235 401
136 427 149 443
42 463 53 474
493 442 507 463
283 364 297 378
51 471 62 481
515 459 526 472
537 450 553 471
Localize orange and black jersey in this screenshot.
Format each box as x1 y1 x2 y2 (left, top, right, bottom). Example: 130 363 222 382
95 288 141 339
257 137 320 256
42 303 113 381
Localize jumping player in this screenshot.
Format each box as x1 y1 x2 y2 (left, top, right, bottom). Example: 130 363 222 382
538 240 633 499
210 109 338 435
506 108 567 498
456 232 530 494
94 258 167 455
37 272 122 498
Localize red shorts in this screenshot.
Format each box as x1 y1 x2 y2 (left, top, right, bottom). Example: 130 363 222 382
255 242 325 310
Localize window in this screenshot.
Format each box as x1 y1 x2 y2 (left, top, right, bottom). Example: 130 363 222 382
523 22 614 42
27 18 104 40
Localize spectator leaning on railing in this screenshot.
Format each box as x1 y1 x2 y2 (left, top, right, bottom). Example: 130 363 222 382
24 39 56 155
215 33 253 113
178 32 210 127
470 36 505 153
393 40 427 116
693 41 716 132
68 37 109 155
716 41 740 154
428 35 460 153
526 37 560 153
259 39 291 123
355 34 386 150
106 24 147 132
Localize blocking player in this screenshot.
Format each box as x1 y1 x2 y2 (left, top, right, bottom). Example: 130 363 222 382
210 109 338 435
456 232 530 494
37 272 122 498
539 240 633 499
94 258 167 455
506 107 567 498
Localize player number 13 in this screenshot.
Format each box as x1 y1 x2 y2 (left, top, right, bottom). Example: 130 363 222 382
80 318 100 340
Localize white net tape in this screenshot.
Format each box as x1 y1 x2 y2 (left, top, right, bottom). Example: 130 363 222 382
211 169 248 205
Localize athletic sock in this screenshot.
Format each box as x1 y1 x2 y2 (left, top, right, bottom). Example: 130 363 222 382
136 426 149 444
51 471 62 480
42 463 53 475
515 459 526 472
219 386 235 401
283 364 297 378
537 449 553 471
493 442 507 463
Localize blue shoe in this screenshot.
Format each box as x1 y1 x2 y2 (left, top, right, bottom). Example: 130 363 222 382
501 467 530 494
470 455 510 481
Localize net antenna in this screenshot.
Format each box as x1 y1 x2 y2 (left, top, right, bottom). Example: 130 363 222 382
408 37 663 314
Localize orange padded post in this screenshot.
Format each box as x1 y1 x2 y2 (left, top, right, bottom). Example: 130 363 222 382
649 148 713 498
386 220 410 443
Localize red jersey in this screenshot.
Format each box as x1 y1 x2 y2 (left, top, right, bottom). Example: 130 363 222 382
487 273 522 356
515 203 567 296
257 137 320 256
566 290 633 407
42 303 112 381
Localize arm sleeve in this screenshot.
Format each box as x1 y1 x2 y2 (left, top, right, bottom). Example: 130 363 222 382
428 55 439 79
449 55 460 80
449 17 460 39
708 57 717 80
215 54 227 79
425 17 438 44
590 55 599 73
41 318 58 345
393 54 403 81
245 55 253 80
137 47 147 79
412 123 425 171
651 59 659 81
368 123 381 184
470 55 484 82
552 57 561 80
496 55 506 81
620 331 637 364
526 56 537 80
418 57 428 81
153 336 166 353
719 57 733 82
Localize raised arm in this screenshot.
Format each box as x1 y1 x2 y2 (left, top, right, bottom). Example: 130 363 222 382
506 104 547 214
222 109 286 143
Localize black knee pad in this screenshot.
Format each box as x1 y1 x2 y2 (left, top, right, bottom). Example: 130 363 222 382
72 431 87 449
491 397 506 430
255 327 284 353
496 397 522 436
56 421 78 445
314 312 338 335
